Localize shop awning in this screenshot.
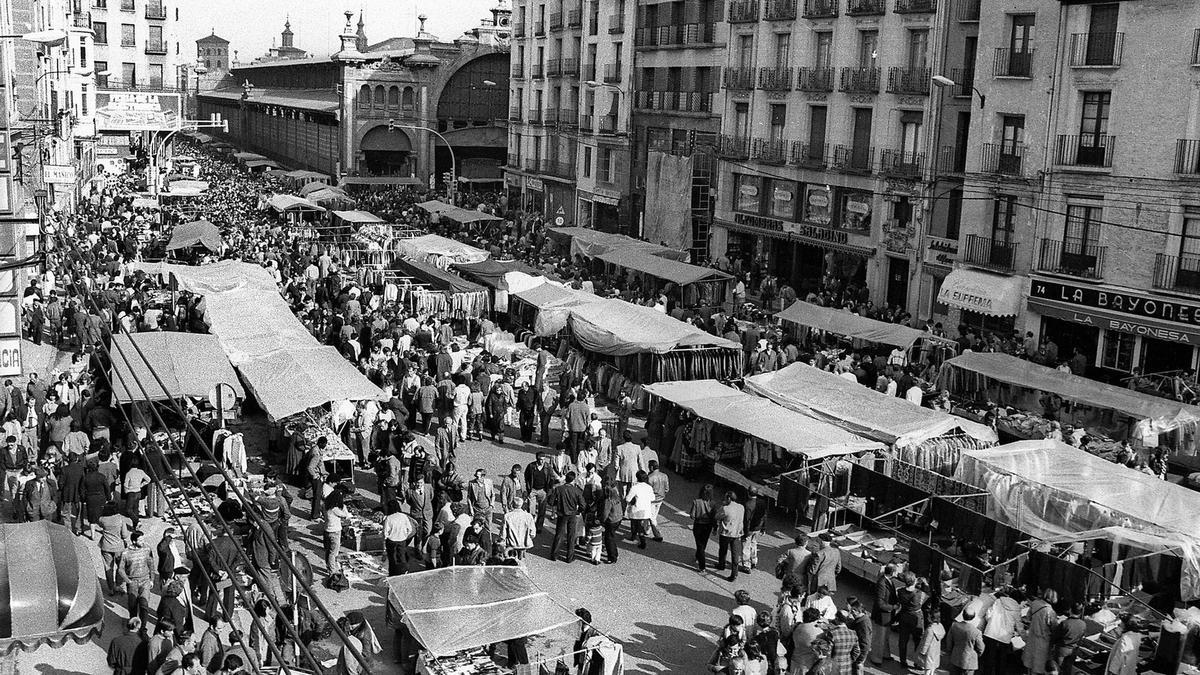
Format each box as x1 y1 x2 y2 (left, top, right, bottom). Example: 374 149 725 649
386 566 582 658
937 269 1024 317
307 187 354 207
645 379 884 459
331 210 384 225
267 194 325 213
394 233 490 267
0 521 105 654
110 332 244 404
166 220 223 252
777 300 928 348
746 363 997 448
941 351 1200 424
596 248 731 286
567 298 740 355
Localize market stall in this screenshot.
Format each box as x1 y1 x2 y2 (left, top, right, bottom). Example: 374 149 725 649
299 181 331 197
386 566 623 675
110 332 245 404
244 159 281 173
166 219 223 254
391 256 491 320
0 521 105 653
594 248 731 312
307 186 355 210
547 226 689 262
777 300 927 349
745 363 996 474
394 233 490 269
940 352 1200 454
267 194 325 224
416 199 456 216
284 169 332 190
508 280 602 337
451 259 543 313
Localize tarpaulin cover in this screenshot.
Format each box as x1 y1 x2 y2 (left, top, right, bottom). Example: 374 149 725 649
392 256 487 295
164 179 209 196
568 298 740 355
285 169 330 182
452 259 541 290
166 220 223 252
134 261 383 420
386 566 580 658
941 352 1200 425
596 248 731 286
331 210 384 224
548 227 690 262
439 207 503 224
416 200 455 214
644 379 883 459
131 197 161 210
233 152 267 161
244 159 279 169
955 441 1200 600
0 521 104 654
394 234 490 267
745 363 997 448
110 332 244 404
236 347 383 421
936 269 1024 317
776 301 928 348
511 280 602 336
298 181 330 197
267 194 324 213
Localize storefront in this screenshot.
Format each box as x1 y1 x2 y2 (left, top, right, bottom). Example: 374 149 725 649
1027 278 1200 381
504 173 522 210
523 176 544 215
543 180 575 228
577 189 620 233
919 236 959 324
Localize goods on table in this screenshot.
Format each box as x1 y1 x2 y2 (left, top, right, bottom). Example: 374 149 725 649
342 507 384 552
421 650 512 675
337 551 387 582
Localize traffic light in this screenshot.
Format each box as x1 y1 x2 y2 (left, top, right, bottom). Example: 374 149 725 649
387 120 395 132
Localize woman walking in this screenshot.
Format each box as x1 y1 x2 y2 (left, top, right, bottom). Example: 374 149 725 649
689 483 717 571
895 572 928 668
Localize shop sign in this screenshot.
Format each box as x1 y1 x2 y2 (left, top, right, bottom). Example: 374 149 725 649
525 177 544 191
732 213 850 246
924 236 959 266
1030 279 1200 328
95 91 182 132
1030 300 1200 344
42 164 76 185
803 184 832 226
839 190 872 232
0 337 18 377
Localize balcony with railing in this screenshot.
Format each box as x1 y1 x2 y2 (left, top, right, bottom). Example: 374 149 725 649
531 63 545 79
994 48 1034 78
764 0 797 20
578 114 594 132
949 67 975 98
508 107 522 122
803 0 838 18
728 0 760 23
847 0 884 16
511 63 525 78
609 13 625 33
523 158 541 173
526 108 543 124
798 67 834 92
759 66 793 91
718 135 751 160
1175 139 1200 175
964 234 1017 272
558 109 578 127
880 149 924 178
957 0 980 21
541 159 574 178
598 114 618 134
547 59 563 78
543 109 560 126
568 9 582 27
549 12 564 31
97 78 181 92
635 90 715 113
583 63 596 81
1070 32 1124 67
894 0 934 13
752 138 788 165
588 11 598 34
73 11 91 28
724 67 755 90
887 67 930 95
981 143 1027 177
832 144 875 174
507 153 520 167
145 2 165 18
1055 135 1115 169
935 145 966 175
789 141 827 168
534 20 545 36
1036 239 1106 280
145 39 167 55
603 63 623 83
1154 254 1200 295
563 59 580 77
840 67 880 93
637 23 716 48
514 23 526 38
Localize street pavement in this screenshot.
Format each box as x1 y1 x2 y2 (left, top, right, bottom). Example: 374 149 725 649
7 415 923 674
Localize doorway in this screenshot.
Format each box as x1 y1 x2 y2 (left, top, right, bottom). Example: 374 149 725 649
1040 316 1097 373
1141 336 1195 376
886 257 910 310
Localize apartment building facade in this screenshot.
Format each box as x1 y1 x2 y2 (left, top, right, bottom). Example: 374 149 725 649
86 0 179 90
709 0 976 311
947 0 1200 382
505 0 636 231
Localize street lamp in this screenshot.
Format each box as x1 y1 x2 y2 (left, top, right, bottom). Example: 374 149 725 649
0 29 69 45
931 74 985 109
388 121 457 201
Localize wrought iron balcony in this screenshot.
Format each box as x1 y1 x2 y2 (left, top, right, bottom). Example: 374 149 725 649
1070 32 1124 67
543 109 559 125
508 107 522 122
764 0 797 21
847 0 884 16
511 63 525 78
531 63 544 79
541 159 574 178
598 114 618 134
936 145 967 175
523 158 541 173
724 67 755 90
526 108 543 124
752 138 789 165
534 21 545 36
832 144 875 174
880 149 924 178
1175 139 1200 175
957 0 980 21
887 67 930 95
981 143 1027 177
144 2 165 18
802 0 838 18
635 90 715 113
567 9 582 27
949 67 975 98
1154 254 1200 295
583 63 596 81
994 48 1034 78
840 67 880 93
578 114 594 132
603 63 623 83
798 67 834 92
1055 135 1115 169
964 234 1016 272
549 12 563 31
894 0 934 13
728 0 760 23
1036 239 1105 280
758 66 793 91
514 23 526 38
563 59 580 77
790 141 828 169
547 59 563 78
558 109 578 128
145 40 167 55
609 13 625 33
718 135 751 160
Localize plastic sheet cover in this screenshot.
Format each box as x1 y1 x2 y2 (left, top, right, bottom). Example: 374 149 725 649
548 226 690 262
644 380 883 459
166 220 222 252
110 333 245 404
567 299 740 355
511 281 602 336
776 301 927 348
393 234 490 267
386 566 580 658
955 441 1200 600
595 248 731 286
745 363 997 447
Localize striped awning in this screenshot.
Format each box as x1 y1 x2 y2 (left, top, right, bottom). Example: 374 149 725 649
0 521 104 654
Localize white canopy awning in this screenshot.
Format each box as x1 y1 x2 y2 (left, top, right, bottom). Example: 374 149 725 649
937 268 1024 317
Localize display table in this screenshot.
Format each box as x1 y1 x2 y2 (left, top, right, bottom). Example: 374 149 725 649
417 650 513 675
825 523 907 582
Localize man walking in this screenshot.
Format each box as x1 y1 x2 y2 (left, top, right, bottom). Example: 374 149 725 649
524 453 554 534
382 499 415 576
740 488 768 574
715 491 745 582
547 471 586 563
645 460 669 542
614 431 643 494
466 468 495 528
117 530 155 625
307 437 329 520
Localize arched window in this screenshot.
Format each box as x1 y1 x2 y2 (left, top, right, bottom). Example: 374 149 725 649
387 86 400 110
358 84 370 109
401 86 415 112
373 86 385 109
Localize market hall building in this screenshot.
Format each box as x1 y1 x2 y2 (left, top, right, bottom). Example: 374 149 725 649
197 8 511 189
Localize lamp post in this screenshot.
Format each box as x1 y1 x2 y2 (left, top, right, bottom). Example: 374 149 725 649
388 121 457 203
931 74 985 108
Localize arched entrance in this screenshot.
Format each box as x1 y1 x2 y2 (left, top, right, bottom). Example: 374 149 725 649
435 53 510 189
360 125 413 176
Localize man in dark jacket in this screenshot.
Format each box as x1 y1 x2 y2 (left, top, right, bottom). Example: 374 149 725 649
845 597 874 675
740 489 768 573
546 472 586 563
59 451 86 533
106 617 148 675
871 563 900 665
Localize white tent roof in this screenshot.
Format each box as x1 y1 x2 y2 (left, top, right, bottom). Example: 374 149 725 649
644 379 883 459
394 233 489 267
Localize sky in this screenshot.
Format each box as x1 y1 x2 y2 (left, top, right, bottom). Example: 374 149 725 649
181 0 501 62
